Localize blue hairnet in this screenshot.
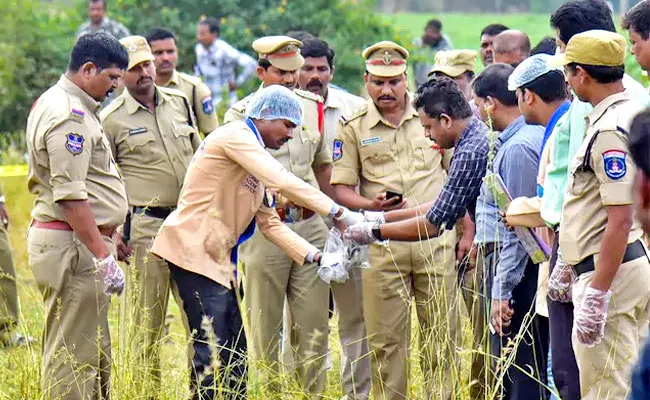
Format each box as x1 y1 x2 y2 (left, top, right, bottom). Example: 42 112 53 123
245 85 304 126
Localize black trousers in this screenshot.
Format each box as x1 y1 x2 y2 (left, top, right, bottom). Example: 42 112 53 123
486 254 550 400
547 232 581 400
169 263 247 400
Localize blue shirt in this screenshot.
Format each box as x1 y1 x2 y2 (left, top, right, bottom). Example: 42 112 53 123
426 117 489 229
476 116 544 301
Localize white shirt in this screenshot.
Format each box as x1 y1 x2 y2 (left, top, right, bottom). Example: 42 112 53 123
323 86 365 150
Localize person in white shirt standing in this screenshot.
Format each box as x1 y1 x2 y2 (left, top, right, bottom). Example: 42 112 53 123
194 17 257 107
297 37 371 400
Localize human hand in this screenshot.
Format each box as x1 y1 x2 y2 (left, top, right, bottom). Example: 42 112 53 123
370 192 406 212
111 231 133 263
499 211 515 231
547 261 576 303
334 207 365 228
490 299 514 336
574 286 611 347
363 210 386 223
342 222 377 245
95 255 125 296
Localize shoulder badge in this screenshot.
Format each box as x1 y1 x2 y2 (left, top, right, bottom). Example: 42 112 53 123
341 104 368 126
65 133 84 155
333 139 343 161
602 150 626 180
202 95 214 115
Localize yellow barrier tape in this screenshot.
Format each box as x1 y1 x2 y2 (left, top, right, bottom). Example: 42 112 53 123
0 164 28 177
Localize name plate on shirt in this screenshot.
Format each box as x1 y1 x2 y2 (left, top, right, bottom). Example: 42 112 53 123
128 127 147 135
360 136 381 146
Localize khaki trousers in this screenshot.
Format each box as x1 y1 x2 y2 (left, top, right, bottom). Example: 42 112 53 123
363 229 461 400
241 215 329 394
0 224 18 335
572 251 650 400
331 266 372 400
28 228 115 400
123 212 187 385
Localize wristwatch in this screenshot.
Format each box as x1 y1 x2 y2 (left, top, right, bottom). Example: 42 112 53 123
372 223 383 241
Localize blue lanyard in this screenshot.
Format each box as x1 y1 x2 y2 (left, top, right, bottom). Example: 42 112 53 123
245 118 265 147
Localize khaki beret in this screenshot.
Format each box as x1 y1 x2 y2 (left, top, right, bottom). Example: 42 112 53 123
252 36 304 71
549 30 627 67
428 49 478 78
362 41 409 77
119 35 154 70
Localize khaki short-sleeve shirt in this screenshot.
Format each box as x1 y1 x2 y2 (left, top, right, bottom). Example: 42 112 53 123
166 70 219 135
560 91 644 265
331 96 448 204
100 86 202 207
26 75 128 227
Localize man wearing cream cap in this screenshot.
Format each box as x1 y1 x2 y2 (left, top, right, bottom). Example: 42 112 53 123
428 49 478 100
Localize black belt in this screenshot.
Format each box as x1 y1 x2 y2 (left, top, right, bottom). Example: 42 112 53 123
574 240 647 277
480 242 500 257
132 206 175 220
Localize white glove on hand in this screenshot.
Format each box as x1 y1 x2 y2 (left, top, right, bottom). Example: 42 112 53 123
547 261 576 303
363 210 386 223
574 286 612 347
334 207 365 228
95 255 125 296
342 222 377 245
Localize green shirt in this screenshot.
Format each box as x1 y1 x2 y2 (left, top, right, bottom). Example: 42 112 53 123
541 75 650 227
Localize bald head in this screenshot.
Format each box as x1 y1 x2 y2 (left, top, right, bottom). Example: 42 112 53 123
493 30 531 66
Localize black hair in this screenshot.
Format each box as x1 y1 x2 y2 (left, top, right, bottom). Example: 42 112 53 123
481 24 509 37
519 70 568 103
69 32 128 71
145 27 177 45
285 30 315 42
550 0 615 45
413 77 473 120
258 58 272 70
531 36 557 55
471 63 517 106
300 38 335 69
566 63 625 84
630 108 650 176
623 0 650 40
89 0 106 9
427 19 442 30
200 17 220 36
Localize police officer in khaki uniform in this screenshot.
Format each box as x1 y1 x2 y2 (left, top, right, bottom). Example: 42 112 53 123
223 36 333 394
549 30 650 399
100 35 201 389
428 49 478 101
25 32 129 399
331 41 462 400
146 27 219 136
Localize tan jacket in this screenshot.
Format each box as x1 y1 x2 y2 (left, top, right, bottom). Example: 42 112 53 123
151 120 336 288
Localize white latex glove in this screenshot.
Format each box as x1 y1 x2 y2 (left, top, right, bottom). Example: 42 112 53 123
334 207 365 228
547 261 576 303
574 286 612 347
342 222 377 245
95 255 125 296
363 210 386 223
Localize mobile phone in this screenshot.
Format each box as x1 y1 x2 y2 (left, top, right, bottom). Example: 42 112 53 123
386 190 403 204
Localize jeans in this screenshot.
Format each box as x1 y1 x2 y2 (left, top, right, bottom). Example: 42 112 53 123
169 263 247 400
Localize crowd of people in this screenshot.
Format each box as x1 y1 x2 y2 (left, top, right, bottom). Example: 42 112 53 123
5 0 650 399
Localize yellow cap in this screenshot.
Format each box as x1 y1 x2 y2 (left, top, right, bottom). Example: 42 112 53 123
252 36 304 71
119 35 155 70
549 30 627 67
362 41 409 77
428 49 478 78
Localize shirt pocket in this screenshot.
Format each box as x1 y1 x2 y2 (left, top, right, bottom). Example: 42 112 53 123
125 131 156 152
413 137 441 170
359 142 393 179
289 127 318 178
569 155 590 196
172 121 198 157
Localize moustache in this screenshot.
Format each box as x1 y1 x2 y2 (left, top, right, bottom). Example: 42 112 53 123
307 80 322 88
160 62 173 68
138 77 153 85
378 95 395 101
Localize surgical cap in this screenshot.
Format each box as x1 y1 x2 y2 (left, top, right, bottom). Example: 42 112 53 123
245 85 304 127
508 53 561 91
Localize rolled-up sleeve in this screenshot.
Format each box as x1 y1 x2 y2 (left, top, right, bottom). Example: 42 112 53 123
46 121 91 202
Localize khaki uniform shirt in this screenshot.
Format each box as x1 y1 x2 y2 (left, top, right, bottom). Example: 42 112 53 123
323 86 366 151
26 75 128 227
331 96 451 204
224 87 331 190
560 91 644 265
165 70 219 135
100 86 202 208
151 120 335 288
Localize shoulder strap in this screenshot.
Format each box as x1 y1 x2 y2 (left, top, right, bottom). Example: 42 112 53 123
579 126 628 173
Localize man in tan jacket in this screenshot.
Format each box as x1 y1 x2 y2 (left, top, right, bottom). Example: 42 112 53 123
151 85 363 400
